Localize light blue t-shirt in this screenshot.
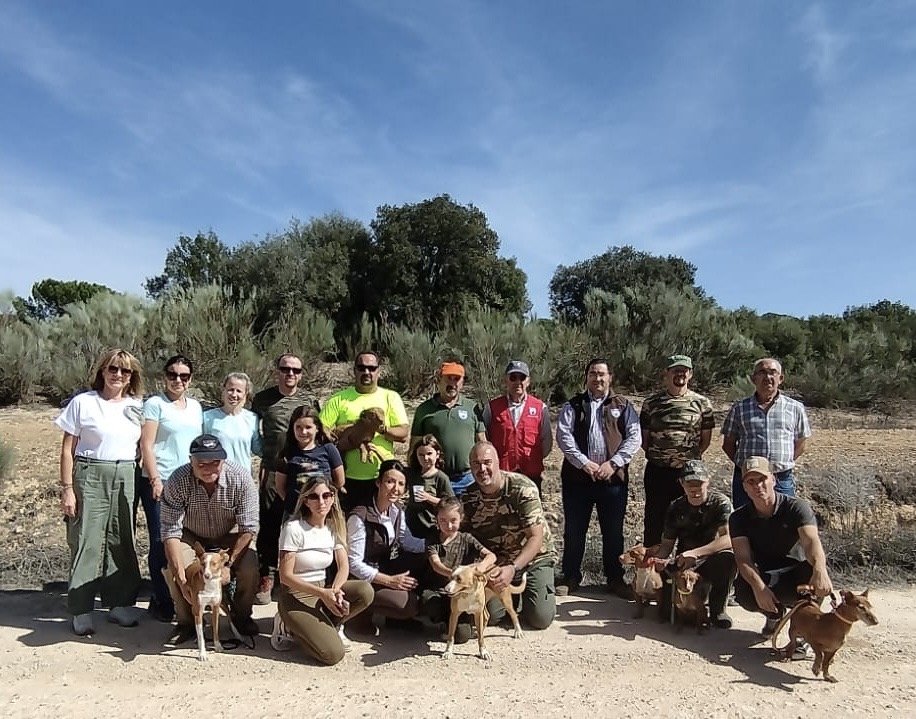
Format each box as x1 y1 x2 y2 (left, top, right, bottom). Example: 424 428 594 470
202 407 261 472
142 394 204 482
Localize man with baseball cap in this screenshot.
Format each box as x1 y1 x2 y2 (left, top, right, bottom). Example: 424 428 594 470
648 459 736 628
411 360 486 496
481 360 553 496
160 434 260 643
729 456 833 644
639 354 715 546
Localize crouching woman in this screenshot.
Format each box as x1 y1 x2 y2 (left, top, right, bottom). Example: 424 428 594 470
274 475 374 665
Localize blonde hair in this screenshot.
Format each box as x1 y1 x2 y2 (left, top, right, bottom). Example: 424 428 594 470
222 371 253 403
292 475 347 548
90 348 144 398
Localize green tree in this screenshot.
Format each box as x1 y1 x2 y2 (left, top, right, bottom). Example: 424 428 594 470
549 246 702 322
144 230 230 299
14 279 114 321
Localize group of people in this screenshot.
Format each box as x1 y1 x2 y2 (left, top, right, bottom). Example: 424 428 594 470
55 347 832 665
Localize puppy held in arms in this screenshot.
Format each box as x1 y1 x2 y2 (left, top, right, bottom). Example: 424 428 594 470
330 407 386 464
771 585 878 682
182 542 242 662
441 564 527 661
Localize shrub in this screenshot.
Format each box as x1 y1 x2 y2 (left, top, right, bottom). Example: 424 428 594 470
381 324 448 399
0 321 44 405
261 306 338 393
0 439 15 485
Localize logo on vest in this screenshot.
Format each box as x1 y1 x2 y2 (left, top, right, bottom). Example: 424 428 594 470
610 408 621 418
457 409 469 420
528 407 537 416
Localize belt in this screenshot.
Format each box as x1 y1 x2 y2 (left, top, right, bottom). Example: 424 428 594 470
75 457 136 465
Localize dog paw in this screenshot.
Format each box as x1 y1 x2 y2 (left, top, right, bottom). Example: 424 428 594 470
197 653 208 662
824 675 838 683
480 649 491 661
513 629 524 640
213 642 223 653
442 647 453 660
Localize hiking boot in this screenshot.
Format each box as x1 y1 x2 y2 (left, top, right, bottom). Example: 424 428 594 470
166 624 196 646
454 622 473 645
148 599 175 623
713 611 733 629
72 612 95 636
337 624 353 652
108 606 140 627
761 616 780 637
234 615 260 636
555 575 580 597
270 613 294 652
792 640 815 660
606 578 634 600
255 576 273 605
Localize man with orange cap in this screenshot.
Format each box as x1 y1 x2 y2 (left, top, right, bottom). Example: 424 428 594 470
410 360 486 496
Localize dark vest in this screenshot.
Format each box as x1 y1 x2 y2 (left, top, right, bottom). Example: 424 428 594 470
560 392 630 484
350 504 402 569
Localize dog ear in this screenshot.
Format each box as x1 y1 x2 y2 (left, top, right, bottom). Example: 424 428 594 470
861 588 869 598
193 542 205 557
841 590 854 603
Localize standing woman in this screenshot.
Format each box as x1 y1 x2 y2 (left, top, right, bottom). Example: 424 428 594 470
138 354 203 622
202 371 261 474
57 348 145 636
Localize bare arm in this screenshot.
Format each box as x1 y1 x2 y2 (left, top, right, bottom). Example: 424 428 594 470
797 525 832 597
721 435 738 463
140 419 163 499
793 438 807 460
275 471 288 501
383 423 409 442
732 534 777 614
428 552 454 579
697 429 712 457
682 526 731 561
59 434 77 517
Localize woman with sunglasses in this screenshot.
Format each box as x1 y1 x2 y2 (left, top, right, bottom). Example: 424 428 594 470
202 371 261 474
138 354 203 622
272 476 374 664
56 349 146 635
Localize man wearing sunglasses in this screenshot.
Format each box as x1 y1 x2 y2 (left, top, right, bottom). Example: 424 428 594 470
251 353 320 604
319 351 409 512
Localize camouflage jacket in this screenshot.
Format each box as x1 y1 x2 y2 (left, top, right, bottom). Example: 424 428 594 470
639 389 715 468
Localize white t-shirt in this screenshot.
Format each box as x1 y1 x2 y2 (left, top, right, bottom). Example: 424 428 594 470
142 394 204 482
54 390 143 461
278 519 341 584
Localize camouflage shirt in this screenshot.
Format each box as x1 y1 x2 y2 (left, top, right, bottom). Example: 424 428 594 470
662 490 733 553
639 389 715 468
461 471 556 566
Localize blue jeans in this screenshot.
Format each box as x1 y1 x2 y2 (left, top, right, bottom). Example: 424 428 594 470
561 475 627 583
136 475 173 614
731 466 796 508
450 470 475 497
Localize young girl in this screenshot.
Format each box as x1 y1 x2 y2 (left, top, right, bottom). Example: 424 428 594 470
422 497 496 643
276 406 345 518
405 434 455 541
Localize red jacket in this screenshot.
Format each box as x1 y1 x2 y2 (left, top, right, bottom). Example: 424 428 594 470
487 395 546 477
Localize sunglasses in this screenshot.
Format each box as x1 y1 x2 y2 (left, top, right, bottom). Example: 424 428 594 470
106 365 133 376
355 364 379 372
166 371 191 382
278 366 303 375
507 373 527 381
305 491 335 502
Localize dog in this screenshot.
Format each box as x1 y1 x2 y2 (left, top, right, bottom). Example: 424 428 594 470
619 544 664 618
440 564 527 661
771 585 878 682
183 542 242 662
671 567 709 633
330 407 386 464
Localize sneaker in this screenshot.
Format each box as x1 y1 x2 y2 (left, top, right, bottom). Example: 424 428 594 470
337 624 352 652
761 616 780 637
72 612 95 636
270 614 294 652
792 640 815 660
108 606 140 627
255 576 273 605
606 578 634 600
713 611 733 629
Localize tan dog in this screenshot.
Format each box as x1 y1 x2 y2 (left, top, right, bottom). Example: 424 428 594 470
183 542 242 662
619 544 664 618
440 564 527 661
771 586 878 682
331 407 386 463
672 568 709 633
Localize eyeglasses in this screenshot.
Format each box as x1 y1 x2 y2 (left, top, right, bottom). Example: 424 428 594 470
106 365 133 376
165 371 191 382
355 364 379 372
278 366 303 375
305 491 335 502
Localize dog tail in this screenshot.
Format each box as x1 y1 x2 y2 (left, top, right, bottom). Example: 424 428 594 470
769 601 807 652
509 572 528 595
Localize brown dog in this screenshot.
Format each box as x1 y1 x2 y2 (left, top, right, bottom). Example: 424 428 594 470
619 544 664 618
771 586 878 682
440 564 527 661
672 568 709 633
331 407 386 463
182 542 242 662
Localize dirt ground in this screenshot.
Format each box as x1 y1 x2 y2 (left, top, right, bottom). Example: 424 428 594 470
2 403 916 717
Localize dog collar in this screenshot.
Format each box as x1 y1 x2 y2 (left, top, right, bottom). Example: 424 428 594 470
676 588 693 596
833 610 855 625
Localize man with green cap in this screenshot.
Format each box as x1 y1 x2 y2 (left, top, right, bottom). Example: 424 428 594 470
639 355 715 546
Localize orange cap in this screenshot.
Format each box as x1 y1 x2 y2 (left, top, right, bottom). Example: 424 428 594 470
439 362 465 378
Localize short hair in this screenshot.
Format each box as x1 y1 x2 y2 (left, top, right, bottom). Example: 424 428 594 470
377 458 407 480
354 350 380 367
275 353 302 369
584 358 612 378
752 357 783 375
90 348 144 398
222 371 253 401
437 496 463 516
163 354 194 374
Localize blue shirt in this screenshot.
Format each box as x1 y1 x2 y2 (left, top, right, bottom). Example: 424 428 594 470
142 394 203 482
202 407 261 471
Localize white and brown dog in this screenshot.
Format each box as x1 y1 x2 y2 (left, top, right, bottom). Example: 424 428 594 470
183 542 242 662
440 564 527 661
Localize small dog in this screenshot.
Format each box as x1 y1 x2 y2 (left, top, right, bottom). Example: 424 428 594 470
619 544 664 618
330 407 386 463
183 542 242 662
672 568 709 633
440 564 527 661
771 585 878 682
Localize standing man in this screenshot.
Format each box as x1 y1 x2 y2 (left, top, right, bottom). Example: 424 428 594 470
481 360 553 496
251 353 319 604
721 357 811 508
556 359 641 597
639 354 715 546
160 434 260 644
411 361 486 497
463 442 556 629
320 351 409 512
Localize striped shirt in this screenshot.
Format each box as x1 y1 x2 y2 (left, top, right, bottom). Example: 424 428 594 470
160 461 259 541
720 392 811 472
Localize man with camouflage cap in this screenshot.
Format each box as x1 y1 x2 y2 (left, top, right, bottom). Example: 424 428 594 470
461 442 556 629
648 460 736 628
639 354 715 546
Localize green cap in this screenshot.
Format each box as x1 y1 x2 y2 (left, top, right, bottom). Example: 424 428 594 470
666 354 693 369
681 460 710 483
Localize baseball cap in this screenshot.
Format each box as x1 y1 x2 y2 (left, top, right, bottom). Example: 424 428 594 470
666 354 693 369
505 360 530 377
742 456 772 479
681 460 710 483
189 434 227 461
439 361 465 378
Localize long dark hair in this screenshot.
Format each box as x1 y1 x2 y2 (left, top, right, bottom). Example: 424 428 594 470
409 434 445 471
280 405 330 462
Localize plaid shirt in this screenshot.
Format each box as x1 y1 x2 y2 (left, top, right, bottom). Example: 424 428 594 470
720 392 811 472
160 461 259 541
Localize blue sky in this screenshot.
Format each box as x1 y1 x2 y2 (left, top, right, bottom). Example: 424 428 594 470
1 1 914 318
